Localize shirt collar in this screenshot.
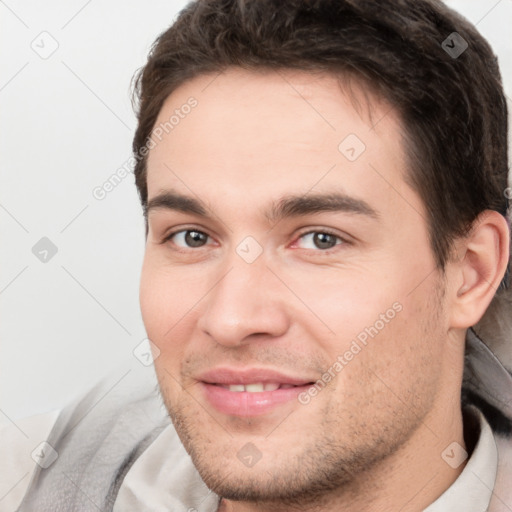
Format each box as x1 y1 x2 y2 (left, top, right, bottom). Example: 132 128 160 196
424 404 498 512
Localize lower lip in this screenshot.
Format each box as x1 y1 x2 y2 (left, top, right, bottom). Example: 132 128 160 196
200 382 312 416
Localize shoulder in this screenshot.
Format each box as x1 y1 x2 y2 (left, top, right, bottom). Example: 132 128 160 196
14 365 171 511
0 409 60 512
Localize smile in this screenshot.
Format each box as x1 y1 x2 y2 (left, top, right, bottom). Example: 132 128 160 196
217 382 298 392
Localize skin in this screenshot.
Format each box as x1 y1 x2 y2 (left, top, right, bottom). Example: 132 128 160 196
139 67 509 512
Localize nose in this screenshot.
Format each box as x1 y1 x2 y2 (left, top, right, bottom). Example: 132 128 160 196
197 256 290 347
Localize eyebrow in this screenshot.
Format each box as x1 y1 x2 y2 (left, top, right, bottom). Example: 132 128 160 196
266 193 379 223
145 191 208 218
145 190 379 222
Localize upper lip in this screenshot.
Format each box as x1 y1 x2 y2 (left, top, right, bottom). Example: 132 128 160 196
198 367 315 386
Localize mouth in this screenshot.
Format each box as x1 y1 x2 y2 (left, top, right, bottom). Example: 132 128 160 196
214 382 301 392
197 368 316 416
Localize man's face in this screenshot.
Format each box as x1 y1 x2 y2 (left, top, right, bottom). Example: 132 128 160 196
140 68 451 504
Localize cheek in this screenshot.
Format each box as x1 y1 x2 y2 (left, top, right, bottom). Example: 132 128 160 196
289 261 441 379
139 255 191 344
281 265 401 350
331 298 443 417
139 254 214 373
140 261 188 396
362 283 446 392
139 261 167 338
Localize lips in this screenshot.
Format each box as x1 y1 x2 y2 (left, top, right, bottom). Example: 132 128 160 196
217 382 296 392
197 368 315 416
198 367 314 387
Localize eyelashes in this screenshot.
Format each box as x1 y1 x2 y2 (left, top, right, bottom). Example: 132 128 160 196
162 228 349 253
292 230 346 251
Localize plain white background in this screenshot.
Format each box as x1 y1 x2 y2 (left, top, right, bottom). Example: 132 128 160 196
1 0 511 425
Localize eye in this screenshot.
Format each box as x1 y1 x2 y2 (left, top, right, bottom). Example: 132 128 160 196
166 229 210 248
296 231 343 250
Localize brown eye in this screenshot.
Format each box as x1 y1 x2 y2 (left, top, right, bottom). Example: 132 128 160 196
313 233 338 249
185 230 208 247
297 231 342 250
169 230 209 248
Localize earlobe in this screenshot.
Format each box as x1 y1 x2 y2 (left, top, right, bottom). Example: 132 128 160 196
450 210 510 329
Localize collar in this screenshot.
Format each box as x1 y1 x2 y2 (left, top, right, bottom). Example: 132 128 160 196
424 404 498 512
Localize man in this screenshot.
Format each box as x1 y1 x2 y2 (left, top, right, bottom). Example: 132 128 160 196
3 0 512 510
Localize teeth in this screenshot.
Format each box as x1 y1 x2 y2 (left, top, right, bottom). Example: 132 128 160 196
220 382 282 392
245 383 265 392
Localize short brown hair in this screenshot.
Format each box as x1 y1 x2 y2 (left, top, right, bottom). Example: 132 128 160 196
131 0 509 277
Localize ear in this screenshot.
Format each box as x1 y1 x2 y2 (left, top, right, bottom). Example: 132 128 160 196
450 210 510 329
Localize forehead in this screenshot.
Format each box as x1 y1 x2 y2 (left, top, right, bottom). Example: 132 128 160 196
145 67 412 218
